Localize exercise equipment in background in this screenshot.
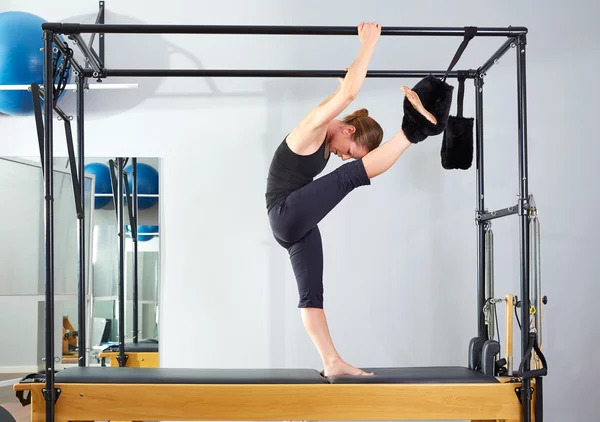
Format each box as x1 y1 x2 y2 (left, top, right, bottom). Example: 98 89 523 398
84 162 113 209
62 316 78 359
98 339 159 368
0 11 71 116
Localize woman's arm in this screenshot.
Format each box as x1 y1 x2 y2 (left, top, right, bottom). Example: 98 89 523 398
286 22 381 155
361 129 412 179
362 86 438 179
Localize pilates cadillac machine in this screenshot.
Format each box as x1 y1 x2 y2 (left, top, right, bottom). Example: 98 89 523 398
14 3 547 421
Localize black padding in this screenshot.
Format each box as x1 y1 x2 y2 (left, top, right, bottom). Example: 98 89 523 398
54 366 327 384
325 366 499 384
102 340 159 353
468 336 485 371
482 340 501 376
401 75 454 143
441 115 474 170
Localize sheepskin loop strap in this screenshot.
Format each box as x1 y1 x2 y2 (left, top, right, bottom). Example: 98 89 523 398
442 26 478 82
440 71 474 170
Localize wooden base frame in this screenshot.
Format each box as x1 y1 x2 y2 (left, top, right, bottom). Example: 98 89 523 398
15 381 530 421
97 352 159 368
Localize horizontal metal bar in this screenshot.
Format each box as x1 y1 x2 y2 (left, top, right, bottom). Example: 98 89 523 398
41 23 527 36
478 37 517 76
93 193 157 197
105 69 477 78
0 83 138 91
478 204 518 222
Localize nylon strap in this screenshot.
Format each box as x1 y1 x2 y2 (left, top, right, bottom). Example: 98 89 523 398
443 26 477 82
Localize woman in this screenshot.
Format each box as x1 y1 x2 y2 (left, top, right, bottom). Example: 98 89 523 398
265 22 439 377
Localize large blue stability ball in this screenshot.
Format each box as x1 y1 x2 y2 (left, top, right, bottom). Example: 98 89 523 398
124 163 159 210
126 225 159 242
0 11 70 115
84 162 113 209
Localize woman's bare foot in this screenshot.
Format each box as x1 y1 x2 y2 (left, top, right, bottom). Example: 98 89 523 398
401 86 437 125
324 359 374 377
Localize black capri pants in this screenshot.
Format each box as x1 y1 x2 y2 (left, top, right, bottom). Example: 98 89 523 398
268 159 371 308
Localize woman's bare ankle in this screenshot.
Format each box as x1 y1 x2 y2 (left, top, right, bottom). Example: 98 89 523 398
323 355 342 366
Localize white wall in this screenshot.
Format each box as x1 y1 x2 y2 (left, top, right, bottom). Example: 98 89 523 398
1 0 599 420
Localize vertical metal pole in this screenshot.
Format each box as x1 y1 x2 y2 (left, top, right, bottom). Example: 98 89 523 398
474 75 487 340
117 158 126 366
42 30 56 422
76 75 87 366
516 33 532 422
99 1 105 64
484 226 494 339
132 158 139 343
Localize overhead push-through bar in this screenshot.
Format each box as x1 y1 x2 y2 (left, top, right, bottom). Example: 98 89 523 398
42 23 527 36
105 69 477 79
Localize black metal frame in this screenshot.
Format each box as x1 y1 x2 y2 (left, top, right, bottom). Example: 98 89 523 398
33 6 543 421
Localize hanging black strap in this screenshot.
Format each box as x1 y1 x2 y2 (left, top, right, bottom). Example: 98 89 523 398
30 83 45 175
443 26 477 82
517 332 548 422
456 72 467 117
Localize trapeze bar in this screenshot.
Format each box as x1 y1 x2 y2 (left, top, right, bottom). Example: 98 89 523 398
41 22 527 36
105 69 476 78
0 83 138 91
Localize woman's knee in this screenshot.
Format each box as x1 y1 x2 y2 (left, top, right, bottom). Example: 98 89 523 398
269 208 303 244
336 159 371 190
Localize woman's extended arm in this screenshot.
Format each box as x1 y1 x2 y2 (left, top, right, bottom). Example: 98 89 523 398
286 22 381 155
361 86 438 179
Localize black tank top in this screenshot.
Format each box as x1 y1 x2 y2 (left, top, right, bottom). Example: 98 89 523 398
265 136 329 211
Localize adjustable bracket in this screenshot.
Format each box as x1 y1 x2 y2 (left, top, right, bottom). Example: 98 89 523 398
116 353 129 366
514 386 534 403
42 387 62 403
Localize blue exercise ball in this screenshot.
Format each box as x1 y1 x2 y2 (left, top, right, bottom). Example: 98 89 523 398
124 163 159 210
0 11 71 116
126 225 159 242
84 162 113 209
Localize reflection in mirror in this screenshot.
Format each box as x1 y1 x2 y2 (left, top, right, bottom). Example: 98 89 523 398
0 156 160 372
0 157 93 372
83 157 161 366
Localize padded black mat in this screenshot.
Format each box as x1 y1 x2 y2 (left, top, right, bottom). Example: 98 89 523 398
325 366 499 384
54 367 327 384
102 339 159 353
51 366 497 385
